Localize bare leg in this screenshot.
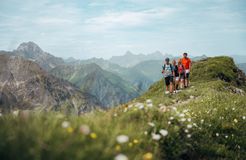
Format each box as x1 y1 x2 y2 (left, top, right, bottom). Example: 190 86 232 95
170 83 173 93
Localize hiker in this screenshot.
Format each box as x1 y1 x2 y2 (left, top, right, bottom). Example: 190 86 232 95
162 58 174 94
178 59 185 89
172 59 179 92
181 53 192 87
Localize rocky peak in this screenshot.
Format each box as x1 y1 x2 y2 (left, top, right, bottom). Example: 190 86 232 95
16 41 43 54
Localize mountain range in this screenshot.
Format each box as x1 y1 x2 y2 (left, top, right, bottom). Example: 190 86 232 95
0 54 100 114
0 41 215 112
50 63 140 107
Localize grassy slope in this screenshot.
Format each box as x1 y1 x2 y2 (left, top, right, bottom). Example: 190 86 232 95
0 57 246 160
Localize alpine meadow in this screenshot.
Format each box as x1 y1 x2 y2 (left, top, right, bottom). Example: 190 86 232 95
0 0 246 160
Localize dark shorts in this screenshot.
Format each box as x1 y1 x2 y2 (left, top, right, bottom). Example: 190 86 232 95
179 73 185 80
165 76 173 86
186 73 190 79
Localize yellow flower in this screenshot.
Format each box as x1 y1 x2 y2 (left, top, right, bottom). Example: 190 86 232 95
67 127 74 133
90 132 97 139
115 145 121 151
143 152 153 160
133 139 139 144
128 142 133 147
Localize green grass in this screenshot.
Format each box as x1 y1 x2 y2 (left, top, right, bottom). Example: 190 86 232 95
0 56 246 160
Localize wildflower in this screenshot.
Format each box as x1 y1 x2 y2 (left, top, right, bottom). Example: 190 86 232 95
80 124 90 135
114 154 128 160
200 119 204 123
61 121 70 128
169 116 174 120
90 132 97 139
216 133 219 137
179 113 185 117
168 121 171 125
185 129 189 133
159 129 168 137
138 105 144 110
187 124 192 129
123 108 128 112
116 135 129 144
187 118 192 122
13 110 19 116
67 127 74 133
180 118 186 122
128 142 133 147
187 134 191 138
148 122 155 127
152 133 161 141
115 145 121 151
243 116 246 120
225 135 228 139
143 152 153 160
234 119 238 123
133 139 139 144
146 99 152 104
147 103 153 108
144 131 148 135
232 107 235 111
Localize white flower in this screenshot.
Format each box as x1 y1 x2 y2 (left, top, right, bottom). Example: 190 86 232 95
234 119 238 123
180 118 186 122
13 110 19 116
187 124 193 129
138 104 144 110
168 121 171 125
187 118 192 122
232 107 235 111
80 125 90 135
148 122 155 127
61 121 70 128
147 103 153 108
116 135 129 144
225 135 228 139
152 133 161 141
144 131 148 135
179 113 185 117
187 134 191 138
216 133 219 137
159 129 168 137
200 119 204 123
123 108 128 112
146 99 152 104
114 154 128 160
185 129 189 133
169 116 174 120
243 116 246 120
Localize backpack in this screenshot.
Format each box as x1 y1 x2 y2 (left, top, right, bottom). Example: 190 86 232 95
162 64 173 75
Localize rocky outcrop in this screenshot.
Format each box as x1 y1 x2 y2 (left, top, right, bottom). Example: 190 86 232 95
0 54 100 114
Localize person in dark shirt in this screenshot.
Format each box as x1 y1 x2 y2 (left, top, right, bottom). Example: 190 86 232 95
172 59 179 93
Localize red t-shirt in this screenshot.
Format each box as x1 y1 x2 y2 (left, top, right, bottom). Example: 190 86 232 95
182 58 191 69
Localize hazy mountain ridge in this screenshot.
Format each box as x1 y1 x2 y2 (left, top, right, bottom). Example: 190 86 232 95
50 63 140 107
0 42 64 71
109 50 173 67
0 54 100 113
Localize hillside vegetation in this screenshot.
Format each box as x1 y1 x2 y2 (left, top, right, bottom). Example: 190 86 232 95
0 56 246 160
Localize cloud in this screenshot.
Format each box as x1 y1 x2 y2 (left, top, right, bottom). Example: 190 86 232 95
84 8 176 32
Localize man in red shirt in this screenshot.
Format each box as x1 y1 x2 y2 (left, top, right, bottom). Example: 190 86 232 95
181 53 192 87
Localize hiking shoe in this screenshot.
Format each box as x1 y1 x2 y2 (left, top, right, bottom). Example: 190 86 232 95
165 91 170 94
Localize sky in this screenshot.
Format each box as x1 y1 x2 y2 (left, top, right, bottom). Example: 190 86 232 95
0 0 245 59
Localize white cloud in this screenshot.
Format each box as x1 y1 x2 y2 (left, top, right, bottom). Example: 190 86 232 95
84 8 176 32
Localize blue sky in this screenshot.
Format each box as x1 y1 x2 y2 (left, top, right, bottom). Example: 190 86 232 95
0 0 245 59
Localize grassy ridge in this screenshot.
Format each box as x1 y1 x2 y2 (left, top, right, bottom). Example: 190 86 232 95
0 56 245 160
